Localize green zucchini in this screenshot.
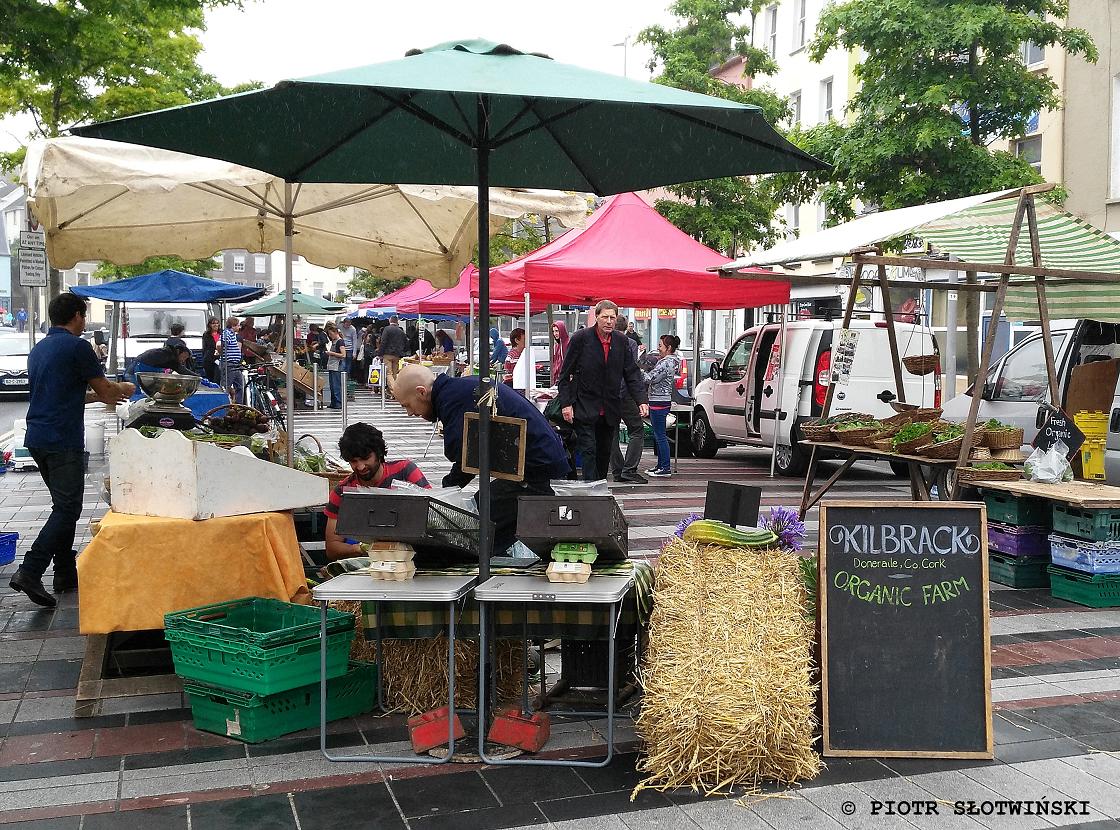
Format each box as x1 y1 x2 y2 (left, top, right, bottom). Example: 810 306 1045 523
683 519 779 548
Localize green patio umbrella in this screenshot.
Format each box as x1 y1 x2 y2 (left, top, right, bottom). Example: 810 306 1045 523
235 290 345 317
71 39 825 586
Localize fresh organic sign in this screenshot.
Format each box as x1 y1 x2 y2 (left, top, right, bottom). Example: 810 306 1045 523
819 502 992 759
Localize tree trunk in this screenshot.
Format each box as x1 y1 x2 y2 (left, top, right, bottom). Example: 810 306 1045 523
965 270 979 384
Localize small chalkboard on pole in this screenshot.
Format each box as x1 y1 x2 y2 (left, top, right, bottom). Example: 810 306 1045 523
819 501 992 758
1033 407 1085 460
462 412 527 482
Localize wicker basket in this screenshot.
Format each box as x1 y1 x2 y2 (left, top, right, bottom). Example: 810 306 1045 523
881 413 913 428
888 403 943 421
991 447 1027 463
919 436 966 459
801 422 836 442
833 426 880 446
871 438 894 452
970 447 992 461
955 466 1022 483
294 433 351 484
985 427 1024 449
903 354 939 375
892 434 934 455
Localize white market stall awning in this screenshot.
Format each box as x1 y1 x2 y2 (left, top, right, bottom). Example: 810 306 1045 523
725 187 1120 323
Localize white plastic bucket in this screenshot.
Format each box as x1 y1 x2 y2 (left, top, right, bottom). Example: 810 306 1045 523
84 421 107 456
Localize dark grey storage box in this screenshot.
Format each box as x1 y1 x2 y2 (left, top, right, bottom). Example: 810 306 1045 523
515 495 628 560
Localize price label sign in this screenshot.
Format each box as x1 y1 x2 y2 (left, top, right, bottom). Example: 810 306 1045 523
1033 408 1085 459
18 231 47 288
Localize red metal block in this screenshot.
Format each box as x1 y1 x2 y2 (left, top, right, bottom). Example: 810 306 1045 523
487 708 551 753
407 705 465 754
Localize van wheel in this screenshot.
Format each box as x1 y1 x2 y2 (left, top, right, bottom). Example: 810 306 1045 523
690 411 719 459
775 443 809 477
889 461 910 478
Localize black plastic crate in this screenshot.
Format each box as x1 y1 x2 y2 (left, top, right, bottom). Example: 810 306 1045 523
516 495 628 560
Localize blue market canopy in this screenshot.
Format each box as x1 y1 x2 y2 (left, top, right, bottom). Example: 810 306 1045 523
72 270 265 303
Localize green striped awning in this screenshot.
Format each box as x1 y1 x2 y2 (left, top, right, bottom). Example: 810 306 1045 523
919 198 1120 323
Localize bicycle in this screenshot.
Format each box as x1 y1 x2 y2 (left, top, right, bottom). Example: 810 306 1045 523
241 361 286 431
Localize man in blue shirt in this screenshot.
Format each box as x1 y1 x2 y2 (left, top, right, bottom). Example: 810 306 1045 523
393 363 570 555
12 294 133 608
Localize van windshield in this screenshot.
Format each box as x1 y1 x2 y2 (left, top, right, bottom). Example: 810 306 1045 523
128 308 208 336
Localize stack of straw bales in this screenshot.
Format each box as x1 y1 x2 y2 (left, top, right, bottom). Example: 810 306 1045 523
634 538 820 796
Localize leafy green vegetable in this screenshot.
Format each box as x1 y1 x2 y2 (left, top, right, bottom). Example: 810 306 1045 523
973 461 1013 470
983 418 1016 432
932 423 965 443
891 421 933 447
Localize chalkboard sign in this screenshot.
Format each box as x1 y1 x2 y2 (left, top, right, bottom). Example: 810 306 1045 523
819 501 992 759
462 412 527 482
1033 408 1085 459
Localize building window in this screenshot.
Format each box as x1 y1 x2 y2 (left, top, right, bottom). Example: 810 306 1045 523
1021 40 1045 66
255 281 266 289
254 255 266 274
793 0 806 49
234 280 246 286
789 90 802 127
312 282 324 295
820 77 834 121
1016 135 1043 172
765 5 778 58
817 202 828 232
786 203 801 237
233 254 245 273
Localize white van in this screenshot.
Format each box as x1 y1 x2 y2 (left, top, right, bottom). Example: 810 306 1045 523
120 303 218 361
691 319 941 475
941 319 1120 482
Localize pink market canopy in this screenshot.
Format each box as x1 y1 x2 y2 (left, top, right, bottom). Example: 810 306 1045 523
480 193 790 309
399 265 545 315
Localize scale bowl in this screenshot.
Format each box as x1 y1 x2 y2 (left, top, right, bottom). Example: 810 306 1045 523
135 372 201 403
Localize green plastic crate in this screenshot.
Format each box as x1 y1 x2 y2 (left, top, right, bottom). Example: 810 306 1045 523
1048 565 1120 608
167 626 353 695
989 552 1049 589
1051 504 1120 543
983 492 1050 527
184 661 376 743
164 597 353 648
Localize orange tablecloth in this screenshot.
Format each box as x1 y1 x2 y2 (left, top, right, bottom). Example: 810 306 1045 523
77 510 309 634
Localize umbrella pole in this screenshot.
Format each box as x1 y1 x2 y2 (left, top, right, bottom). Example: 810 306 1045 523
108 301 119 377
476 100 494 585
524 291 534 395
284 184 296 467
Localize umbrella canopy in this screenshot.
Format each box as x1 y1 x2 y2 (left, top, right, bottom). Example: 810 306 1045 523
71 269 265 303
68 37 825 583
398 265 544 315
236 290 345 316
24 137 588 285
482 193 789 309
359 279 439 308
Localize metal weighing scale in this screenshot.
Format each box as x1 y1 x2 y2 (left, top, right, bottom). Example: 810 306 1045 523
121 372 200 431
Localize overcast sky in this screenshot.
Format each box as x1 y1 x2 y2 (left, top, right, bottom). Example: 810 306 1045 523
1 0 673 152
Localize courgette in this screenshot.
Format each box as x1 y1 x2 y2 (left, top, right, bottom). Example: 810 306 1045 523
683 519 779 548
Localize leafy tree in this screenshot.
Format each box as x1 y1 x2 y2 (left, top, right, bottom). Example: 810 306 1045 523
94 255 221 281
775 0 1096 217
483 218 544 268
638 0 791 254
348 270 411 300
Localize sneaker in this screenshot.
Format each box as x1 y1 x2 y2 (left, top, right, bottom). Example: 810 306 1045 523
647 468 672 478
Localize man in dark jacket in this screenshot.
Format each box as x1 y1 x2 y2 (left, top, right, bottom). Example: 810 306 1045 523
377 315 410 387
557 300 648 481
394 363 570 554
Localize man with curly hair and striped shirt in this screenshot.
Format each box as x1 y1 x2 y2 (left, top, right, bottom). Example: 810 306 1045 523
323 422 430 560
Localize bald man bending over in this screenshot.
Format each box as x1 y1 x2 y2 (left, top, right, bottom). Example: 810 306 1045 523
393 364 570 555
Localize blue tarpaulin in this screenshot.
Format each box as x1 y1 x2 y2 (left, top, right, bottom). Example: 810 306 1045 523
71 270 266 303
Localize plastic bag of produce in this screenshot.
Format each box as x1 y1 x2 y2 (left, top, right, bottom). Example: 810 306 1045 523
1025 440 1073 483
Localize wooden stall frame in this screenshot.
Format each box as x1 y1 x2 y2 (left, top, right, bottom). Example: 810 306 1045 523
818 501 993 759
724 184 1118 502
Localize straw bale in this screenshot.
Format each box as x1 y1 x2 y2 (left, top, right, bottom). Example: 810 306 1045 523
331 601 523 715
633 539 820 797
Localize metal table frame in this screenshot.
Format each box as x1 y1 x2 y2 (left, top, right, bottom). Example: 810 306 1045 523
313 572 476 766
475 574 633 768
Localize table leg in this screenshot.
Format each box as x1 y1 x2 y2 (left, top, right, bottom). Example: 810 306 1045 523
802 455 856 515
446 600 457 758
798 446 821 519
375 601 386 712
522 610 530 717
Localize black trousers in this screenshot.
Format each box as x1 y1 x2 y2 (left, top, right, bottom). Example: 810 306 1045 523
573 415 617 482
484 477 554 555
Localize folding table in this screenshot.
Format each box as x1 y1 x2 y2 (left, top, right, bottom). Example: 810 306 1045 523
474 573 633 768
313 572 476 765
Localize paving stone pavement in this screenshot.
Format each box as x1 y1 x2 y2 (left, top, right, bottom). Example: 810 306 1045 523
0 395 1116 827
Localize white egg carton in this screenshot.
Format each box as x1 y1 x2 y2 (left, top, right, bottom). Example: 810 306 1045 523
546 562 592 584
361 541 417 563
368 560 417 581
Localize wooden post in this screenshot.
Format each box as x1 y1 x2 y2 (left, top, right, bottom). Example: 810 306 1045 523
820 263 865 419
952 275 1010 497
1025 196 1060 406
965 270 979 384
877 263 907 404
